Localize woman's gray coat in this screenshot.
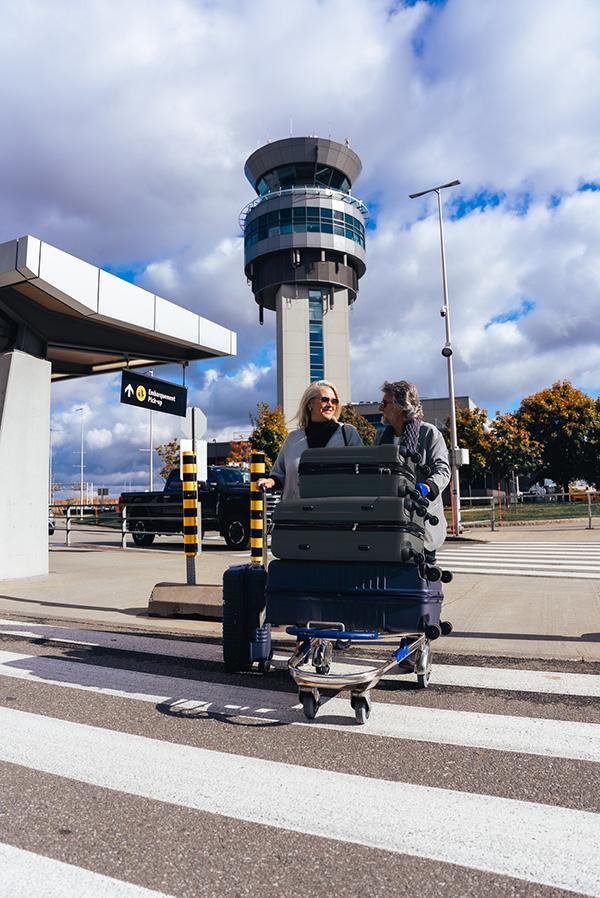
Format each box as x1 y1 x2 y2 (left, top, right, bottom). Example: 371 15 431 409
270 424 363 500
379 422 450 551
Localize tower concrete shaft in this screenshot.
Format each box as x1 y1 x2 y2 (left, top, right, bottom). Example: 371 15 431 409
242 137 367 422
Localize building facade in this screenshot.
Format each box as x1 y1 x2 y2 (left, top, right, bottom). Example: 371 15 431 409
352 396 476 441
242 137 367 422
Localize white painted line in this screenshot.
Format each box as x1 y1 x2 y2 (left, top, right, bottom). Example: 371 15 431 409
431 663 600 696
1 707 599 896
0 620 224 662
0 841 174 898
1 619 599 697
0 650 599 761
434 565 600 579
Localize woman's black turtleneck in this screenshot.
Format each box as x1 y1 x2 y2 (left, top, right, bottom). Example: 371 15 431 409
304 419 340 448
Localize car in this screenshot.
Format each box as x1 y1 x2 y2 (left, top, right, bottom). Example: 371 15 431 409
48 509 56 535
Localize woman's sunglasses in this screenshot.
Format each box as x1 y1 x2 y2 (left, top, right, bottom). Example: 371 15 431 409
318 396 339 406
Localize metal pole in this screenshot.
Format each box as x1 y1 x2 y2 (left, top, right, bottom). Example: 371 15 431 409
79 413 84 515
436 189 462 535
148 369 154 491
587 491 593 530
182 449 198 585
250 451 266 567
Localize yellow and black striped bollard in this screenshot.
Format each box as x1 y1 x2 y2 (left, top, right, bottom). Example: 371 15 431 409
250 451 266 567
182 449 198 584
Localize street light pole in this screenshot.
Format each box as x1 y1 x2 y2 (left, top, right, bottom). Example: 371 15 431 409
75 407 85 511
409 179 462 534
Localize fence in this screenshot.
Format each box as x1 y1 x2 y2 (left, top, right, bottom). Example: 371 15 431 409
49 496 281 549
457 491 600 531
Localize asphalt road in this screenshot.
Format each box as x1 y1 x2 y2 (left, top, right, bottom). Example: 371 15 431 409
1 621 599 897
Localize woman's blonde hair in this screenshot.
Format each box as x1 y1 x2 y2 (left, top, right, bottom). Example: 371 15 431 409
296 380 341 428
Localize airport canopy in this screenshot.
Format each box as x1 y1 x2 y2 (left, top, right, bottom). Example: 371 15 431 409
0 236 236 380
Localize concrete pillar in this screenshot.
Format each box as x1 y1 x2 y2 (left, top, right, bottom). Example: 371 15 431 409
0 351 51 579
276 285 352 424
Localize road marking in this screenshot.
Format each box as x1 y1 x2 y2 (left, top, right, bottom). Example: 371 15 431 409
438 542 600 578
1 707 599 896
0 842 174 898
1 619 599 697
0 650 599 760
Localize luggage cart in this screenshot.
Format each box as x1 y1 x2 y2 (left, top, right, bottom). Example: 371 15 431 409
286 620 451 724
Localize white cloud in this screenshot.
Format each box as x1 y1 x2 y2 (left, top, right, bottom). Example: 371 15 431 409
0 0 596 483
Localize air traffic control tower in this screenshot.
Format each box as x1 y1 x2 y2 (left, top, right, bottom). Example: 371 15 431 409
242 137 367 421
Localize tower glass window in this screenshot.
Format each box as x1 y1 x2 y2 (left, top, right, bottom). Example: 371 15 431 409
245 207 365 249
256 164 351 196
308 290 325 381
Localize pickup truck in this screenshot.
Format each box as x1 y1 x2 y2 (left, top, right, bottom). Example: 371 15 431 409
118 466 278 549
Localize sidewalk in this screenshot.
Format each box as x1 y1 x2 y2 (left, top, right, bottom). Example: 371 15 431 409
0 522 598 661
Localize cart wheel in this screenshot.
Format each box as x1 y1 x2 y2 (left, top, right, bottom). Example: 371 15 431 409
417 669 431 688
315 664 330 675
301 691 320 720
354 696 370 725
441 620 453 636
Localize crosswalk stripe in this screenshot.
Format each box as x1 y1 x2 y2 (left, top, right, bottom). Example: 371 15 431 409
437 565 600 579
0 842 174 898
1 650 599 760
2 706 599 896
1 619 598 696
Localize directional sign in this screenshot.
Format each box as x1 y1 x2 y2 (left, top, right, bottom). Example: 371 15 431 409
120 371 187 417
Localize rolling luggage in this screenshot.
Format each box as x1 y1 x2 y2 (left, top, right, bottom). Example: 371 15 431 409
222 564 271 671
265 559 443 634
298 445 419 499
271 496 426 563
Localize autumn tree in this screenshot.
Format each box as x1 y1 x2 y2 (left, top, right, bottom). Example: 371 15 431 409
249 402 288 467
516 381 600 491
156 439 179 481
488 412 542 489
338 403 377 445
226 439 251 466
443 405 490 485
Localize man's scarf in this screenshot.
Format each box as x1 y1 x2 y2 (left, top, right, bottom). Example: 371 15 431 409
401 414 423 455
379 415 423 457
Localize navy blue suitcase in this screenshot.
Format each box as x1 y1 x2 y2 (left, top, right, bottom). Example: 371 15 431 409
265 559 443 634
222 564 271 671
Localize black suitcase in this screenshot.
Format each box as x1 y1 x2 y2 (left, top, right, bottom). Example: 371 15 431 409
271 496 426 563
298 445 418 499
222 564 270 671
265 559 443 634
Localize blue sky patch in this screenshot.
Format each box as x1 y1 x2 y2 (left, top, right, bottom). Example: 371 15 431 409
579 182 599 192
485 297 536 329
449 191 503 221
102 262 148 284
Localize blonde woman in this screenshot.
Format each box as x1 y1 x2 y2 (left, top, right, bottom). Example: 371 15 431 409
257 380 362 500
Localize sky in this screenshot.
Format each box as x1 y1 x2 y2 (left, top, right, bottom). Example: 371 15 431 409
0 0 598 494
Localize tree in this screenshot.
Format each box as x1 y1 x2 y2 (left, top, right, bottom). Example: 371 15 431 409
226 440 251 466
338 403 377 445
443 405 490 485
249 402 288 467
488 412 542 489
156 439 179 481
516 381 600 491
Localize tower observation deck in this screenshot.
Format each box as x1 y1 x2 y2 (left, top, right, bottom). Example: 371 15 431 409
241 137 367 421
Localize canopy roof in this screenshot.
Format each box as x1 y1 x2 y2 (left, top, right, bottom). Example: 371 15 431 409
0 236 236 380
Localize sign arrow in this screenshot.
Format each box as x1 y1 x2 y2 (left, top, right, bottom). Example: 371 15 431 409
124 383 134 397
